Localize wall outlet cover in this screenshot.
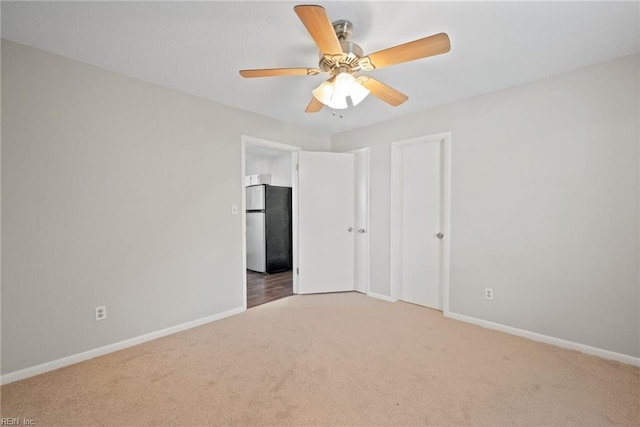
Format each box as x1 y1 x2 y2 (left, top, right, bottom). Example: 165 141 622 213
95 305 107 321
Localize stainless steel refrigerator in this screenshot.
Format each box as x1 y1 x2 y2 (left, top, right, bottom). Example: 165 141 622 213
246 184 292 273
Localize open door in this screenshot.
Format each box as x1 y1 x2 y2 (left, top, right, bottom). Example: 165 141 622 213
298 151 354 294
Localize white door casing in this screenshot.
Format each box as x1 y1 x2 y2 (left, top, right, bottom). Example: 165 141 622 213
352 148 370 294
298 151 355 294
390 133 451 311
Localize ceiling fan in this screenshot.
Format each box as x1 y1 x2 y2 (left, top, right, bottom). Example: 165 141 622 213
239 4 451 113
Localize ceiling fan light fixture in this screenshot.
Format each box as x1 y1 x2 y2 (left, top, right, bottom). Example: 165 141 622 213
312 72 370 110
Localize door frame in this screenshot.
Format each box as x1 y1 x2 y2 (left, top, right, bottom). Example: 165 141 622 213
389 132 452 314
241 135 301 309
346 147 371 295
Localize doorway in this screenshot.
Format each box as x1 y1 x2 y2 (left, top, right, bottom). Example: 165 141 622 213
241 136 371 308
390 133 451 311
241 136 300 309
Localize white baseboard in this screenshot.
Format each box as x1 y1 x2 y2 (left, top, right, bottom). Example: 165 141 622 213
445 310 640 367
4 303 636 385
1 306 246 385
367 291 396 303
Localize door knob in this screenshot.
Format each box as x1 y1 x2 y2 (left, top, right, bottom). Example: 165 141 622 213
436 232 444 239
348 227 354 232
358 229 366 233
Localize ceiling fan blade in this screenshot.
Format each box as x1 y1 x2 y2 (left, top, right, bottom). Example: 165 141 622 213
305 96 324 113
359 77 408 106
367 33 450 69
239 68 320 78
294 5 343 55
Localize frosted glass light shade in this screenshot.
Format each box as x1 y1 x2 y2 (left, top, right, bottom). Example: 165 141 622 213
312 72 370 110
312 79 347 109
335 72 369 106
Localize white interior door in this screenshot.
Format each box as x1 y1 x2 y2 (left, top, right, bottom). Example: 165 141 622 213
298 151 354 294
398 140 442 309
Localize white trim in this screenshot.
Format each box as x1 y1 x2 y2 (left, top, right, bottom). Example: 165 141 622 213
240 138 247 310
390 132 452 310
242 135 303 154
441 135 452 317
291 151 300 294
389 142 402 302
240 135 301 296
346 147 371 296
367 292 395 303
445 311 640 367
0 306 245 385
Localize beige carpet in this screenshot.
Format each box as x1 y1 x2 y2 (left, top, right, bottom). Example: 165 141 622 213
1 292 638 426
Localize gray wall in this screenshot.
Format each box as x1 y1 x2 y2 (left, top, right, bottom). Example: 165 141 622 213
331 54 640 358
1 40 329 374
2 39 638 376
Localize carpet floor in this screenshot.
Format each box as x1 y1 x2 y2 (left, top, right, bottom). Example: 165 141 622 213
1 292 638 426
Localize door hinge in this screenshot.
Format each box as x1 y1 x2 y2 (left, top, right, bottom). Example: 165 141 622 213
296 268 299 275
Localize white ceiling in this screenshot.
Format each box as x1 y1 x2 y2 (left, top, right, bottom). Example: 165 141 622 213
2 1 639 135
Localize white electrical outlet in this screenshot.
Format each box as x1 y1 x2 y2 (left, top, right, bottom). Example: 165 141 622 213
484 288 494 300
95 305 107 321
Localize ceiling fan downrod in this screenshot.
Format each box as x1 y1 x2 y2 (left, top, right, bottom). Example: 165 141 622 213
332 19 352 41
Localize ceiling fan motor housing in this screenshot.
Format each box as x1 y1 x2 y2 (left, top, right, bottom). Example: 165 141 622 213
319 20 375 75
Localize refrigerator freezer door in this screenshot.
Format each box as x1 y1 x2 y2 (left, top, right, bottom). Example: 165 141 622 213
264 186 292 273
246 212 266 273
246 185 265 211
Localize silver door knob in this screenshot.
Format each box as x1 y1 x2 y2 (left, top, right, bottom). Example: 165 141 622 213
348 227 354 232
358 229 366 233
436 232 444 239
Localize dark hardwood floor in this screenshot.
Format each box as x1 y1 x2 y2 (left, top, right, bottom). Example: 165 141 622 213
247 270 293 309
